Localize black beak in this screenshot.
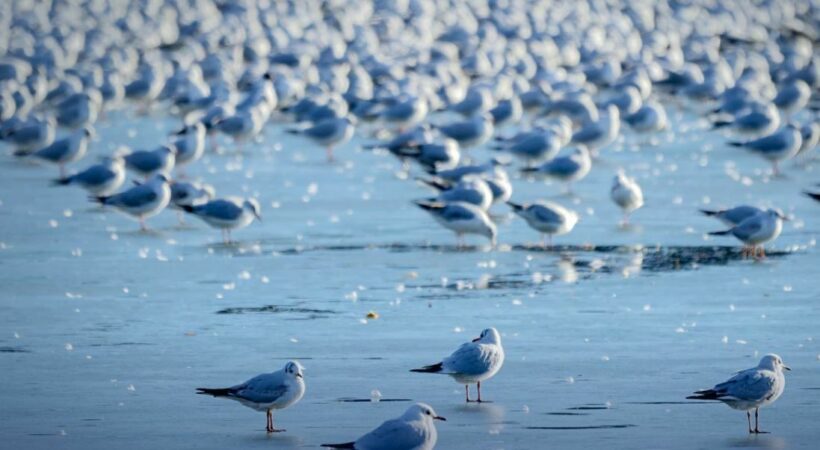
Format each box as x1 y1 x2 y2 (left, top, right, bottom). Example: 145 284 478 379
471 337 480 342
296 373 303 378
434 416 446 421
783 365 791 371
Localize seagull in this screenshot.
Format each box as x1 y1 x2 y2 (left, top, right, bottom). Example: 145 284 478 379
570 104 620 155
699 205 763 227
713 103 780 138
393 139 461 173
93 174 171 230
435 113 494 150
414 200 497 247
493 128 563 167
508 200 578 246
728 125 802 175
169 180 215 224
483 167 513 206
432 158 506 182
773 79 811 118
708 209 787 258
122 145 177 180
170 122 206 173
687 354 789 434
1 116 56 155
610 171 644 224
16 127 92 177
521 147 592 193
420 176 494 211
286 116 355 161
381 96 428 131
321 403 444 450
796 122 819 158
197 361 305 433
181 197 261 243
53 155 125 196
625 101 668 133
489 96 523 128
411 328 504 403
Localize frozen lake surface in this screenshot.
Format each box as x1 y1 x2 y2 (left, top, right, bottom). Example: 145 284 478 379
1 108 819 449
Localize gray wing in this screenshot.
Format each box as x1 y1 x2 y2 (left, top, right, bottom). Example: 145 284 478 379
440 204 477 221
35 138 70 160
572 124 604 144
232 372 288 403
531 204 563 224
216 115 251 134
730 216 763 240
194 199 243 220
744 133 787 153
736 111 770 129
723 206 761 224
74 165 114 185
304 120 338 139
443 342 496 375
110 185 157 207
714 369 776 401
383 101 415 121
10 124 45 144
625 107 651 126
355 418 425 449
543 156 580 175
439 121 478 140
124 151 161 171
510 134 548 155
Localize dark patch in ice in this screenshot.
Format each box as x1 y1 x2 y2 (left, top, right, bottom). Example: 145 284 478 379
88 342 154 347
567 404 610 410
0 346 30 353
526 424 637 430
216 304 338 317
545 412 589 416
625 401 704 405
337 398 412 403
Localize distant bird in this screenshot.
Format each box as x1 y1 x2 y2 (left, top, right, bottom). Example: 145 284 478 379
521 147 592 193
610 171 644 224
483 168 513 206
197 361 305 433
287 116 355 161
773 79 811 118
122 145 177 180
708 209 786 258
713 103 780 138
182 197 261 243
170 122 206 173
414 200 497 247
94 174 171 230
1 116 56 155
508 200 578 246
411 328 504 403
570 104 620 155
433 158 506 182
493 128 562 167
625 101 668 133
381 96 428 131
435 113 494 150
16 127 92 177
394 139 461 173
728 125 802 175
796 122 819 157
420 176 494 211
688 354 789 434
489 96 523 127
53 156 125 196
700 205 764 227
169 181 214 224
321 403 445 450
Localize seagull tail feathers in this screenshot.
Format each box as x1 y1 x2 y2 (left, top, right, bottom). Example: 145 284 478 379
52 176 72 186
410 362 444 373
712 120 731 129
507 201 524 212
687 389 720 400
707 230 731 236
196 387 233 397
699 209 718 217
728 141 744 147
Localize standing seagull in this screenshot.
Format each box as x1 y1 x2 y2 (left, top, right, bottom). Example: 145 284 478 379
728 125 802 175
411 328 504 403
521 147 592 194
53 156 125 196
182 197 261 243
508 200 578 247
700 205 763 227
610 171 644 225
414 200 497 247
708 209 786 259
286 116 355 161
94 174 171 230
123 145 177 180
321 403 445 450
16 127 92 177
687 354 789 434
197 361 305 433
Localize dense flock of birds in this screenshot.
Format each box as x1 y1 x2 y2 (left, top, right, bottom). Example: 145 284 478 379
1 0 818 447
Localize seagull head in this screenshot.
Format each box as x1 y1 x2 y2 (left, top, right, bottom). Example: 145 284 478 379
243 198 262 222
405 403 446 422
758 354 790 372
472 327 501 344
766 208 788 221
284 360 304 379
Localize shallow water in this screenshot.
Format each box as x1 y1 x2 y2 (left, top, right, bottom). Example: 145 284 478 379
1 108 819 449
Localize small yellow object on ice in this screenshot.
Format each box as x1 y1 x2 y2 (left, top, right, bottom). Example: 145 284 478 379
366 311 380 319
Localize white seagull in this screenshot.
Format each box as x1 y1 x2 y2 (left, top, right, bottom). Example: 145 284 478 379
286 116 355 161
729 125 802 175
508 200 578 247
688 354 789 434
197 361 305 433
414 200 497 247
53 155 125 196
700 205 763 227
708 209 787 259
521 147 591 193
17 127 92 177
411 328 505 403
94 174 171 230
610 171 644 224
182 196 261 243
321 403 445 450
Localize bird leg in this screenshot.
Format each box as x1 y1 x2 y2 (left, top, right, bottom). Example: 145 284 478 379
59 164 66 179
747 411 753 434
476 381 484 403
326 145 335 162
753 408 766 433
139 216 147 231
465 385 472 402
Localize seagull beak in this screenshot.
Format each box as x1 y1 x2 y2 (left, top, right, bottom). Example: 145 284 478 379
254 212 262 222
434 416 446 421
295 373 303 378
471 337 480 342
783 365 791 371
